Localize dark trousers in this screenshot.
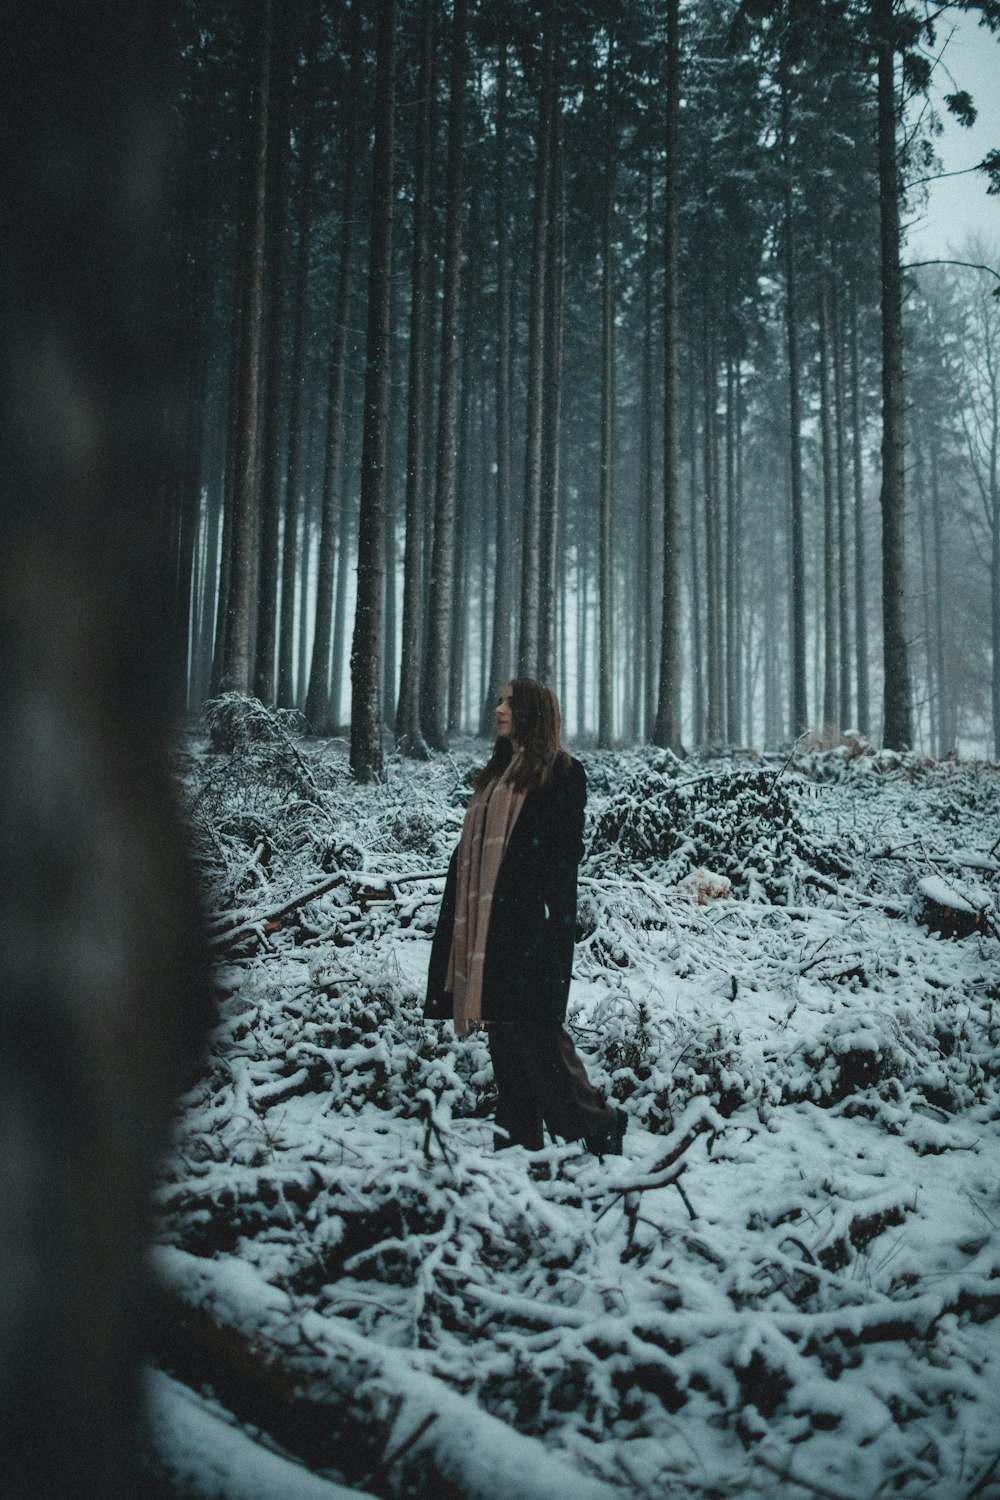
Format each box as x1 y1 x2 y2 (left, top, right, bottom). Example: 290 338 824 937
487 1024 613 1150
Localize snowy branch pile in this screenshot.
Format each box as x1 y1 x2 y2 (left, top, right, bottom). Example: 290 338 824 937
151 706 1000 1499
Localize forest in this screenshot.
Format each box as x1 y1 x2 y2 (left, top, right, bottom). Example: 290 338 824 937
3 0 1000 1498
167 0 1000 774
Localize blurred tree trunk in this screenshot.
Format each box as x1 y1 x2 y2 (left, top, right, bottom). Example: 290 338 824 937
224 0 273 694
421 0 467 749
397 0 436 755
304 0 364 733
0 1 211 1493
350 0 397 781
874 0 911 748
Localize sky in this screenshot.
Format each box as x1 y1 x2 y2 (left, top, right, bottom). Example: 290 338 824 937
904 8 1000 263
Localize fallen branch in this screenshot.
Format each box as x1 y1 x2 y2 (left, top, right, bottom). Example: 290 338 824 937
207 872 438 956
754 1449 856 1500
151 1248 619 1500
206 875 349 953
145 1368 368 1500
802 870 911 917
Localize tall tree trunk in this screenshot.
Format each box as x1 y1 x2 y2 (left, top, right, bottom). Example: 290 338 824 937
780 38 808 738
703 310 723 744
331 380 360 731
396 0 435 754
725 353 741 744
874 0 911 748
819 275 838 733
655 0 681 751
915 439 933 751
350 0 397 781
833 284 852 729
577 523 588 738
642 153 658 741
197 475 222 704
383 282 405 730
421 0 467 749
304 0 364 733
223 0 272 694
688 346 704 746
252 10 292 704
991 394 1000 758
850 287 870 734
277 9 320 708
478 386 491 717
597 34 616 748
169 31 214 709
929 433 949 752
449 297 476 735
482 41 512 736
518 0 554 677
209 295 243 695
763 463 780 742
540 97 565 688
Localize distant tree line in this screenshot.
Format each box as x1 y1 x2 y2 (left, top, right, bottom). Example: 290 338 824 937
164 0 1000 777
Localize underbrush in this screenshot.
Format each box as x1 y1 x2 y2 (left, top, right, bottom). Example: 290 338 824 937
154 700 1000 1500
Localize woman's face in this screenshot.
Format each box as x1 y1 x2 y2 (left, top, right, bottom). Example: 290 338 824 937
495 684 515 741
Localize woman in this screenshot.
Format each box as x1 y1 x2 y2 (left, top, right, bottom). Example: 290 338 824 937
425 679 627 1156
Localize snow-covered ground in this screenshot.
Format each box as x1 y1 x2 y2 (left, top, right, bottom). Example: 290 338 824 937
149 701 1000 1499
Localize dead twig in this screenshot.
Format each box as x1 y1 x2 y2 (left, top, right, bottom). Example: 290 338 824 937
420 1095 454 1168
593 1101 721 1221
755 1450 856 1500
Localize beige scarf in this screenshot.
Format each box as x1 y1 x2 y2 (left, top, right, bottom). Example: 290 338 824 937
446 758 527 1037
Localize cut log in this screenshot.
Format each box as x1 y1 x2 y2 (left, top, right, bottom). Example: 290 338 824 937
917 875 995 940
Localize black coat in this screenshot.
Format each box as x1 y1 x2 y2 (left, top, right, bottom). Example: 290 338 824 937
425 756 587 1027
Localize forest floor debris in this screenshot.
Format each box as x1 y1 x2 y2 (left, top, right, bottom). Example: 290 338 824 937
150 709 1000 1498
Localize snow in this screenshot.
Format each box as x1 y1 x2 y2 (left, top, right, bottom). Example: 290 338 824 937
146 1368 370 1500
155 713 1000 1498
917 872 994 914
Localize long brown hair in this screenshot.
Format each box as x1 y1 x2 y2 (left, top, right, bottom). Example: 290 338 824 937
474 678 571 791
